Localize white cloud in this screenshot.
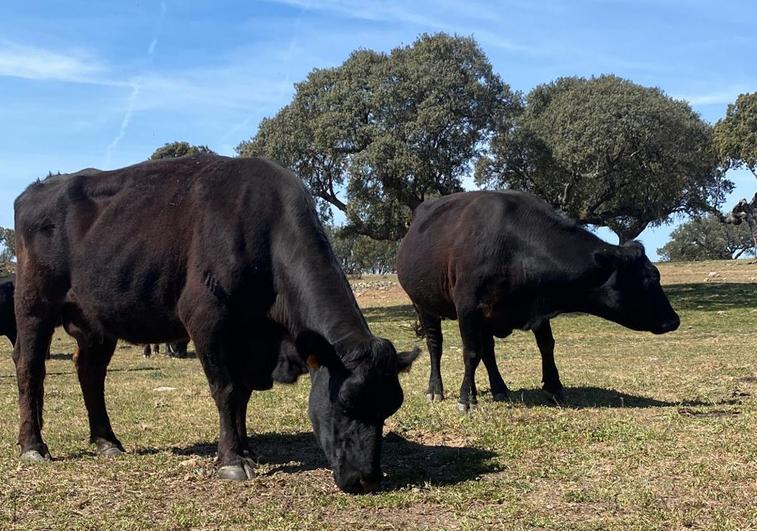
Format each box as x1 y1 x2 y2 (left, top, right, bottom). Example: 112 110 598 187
105 80 142 166
0 41 105 83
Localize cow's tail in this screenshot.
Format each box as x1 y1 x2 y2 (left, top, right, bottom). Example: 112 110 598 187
412 304 426 339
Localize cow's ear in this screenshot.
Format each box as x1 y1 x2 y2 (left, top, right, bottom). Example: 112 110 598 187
295 331 338 370
396 347 421 373
272 339 308 384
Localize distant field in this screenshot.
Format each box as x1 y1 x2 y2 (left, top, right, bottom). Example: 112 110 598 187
0 260 755 530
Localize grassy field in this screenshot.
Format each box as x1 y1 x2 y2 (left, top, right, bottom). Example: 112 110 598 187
0 260 755 530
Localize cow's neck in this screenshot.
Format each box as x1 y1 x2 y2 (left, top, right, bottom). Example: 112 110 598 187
275 234 372 349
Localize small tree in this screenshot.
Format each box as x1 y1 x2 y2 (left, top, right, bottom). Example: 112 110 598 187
150 141 214 160
0 227 15 263
714 92 757 178
658 215 754 261
327 226 398 275
477 75 730 243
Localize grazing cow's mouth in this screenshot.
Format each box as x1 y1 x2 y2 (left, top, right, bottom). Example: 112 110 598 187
654 317 680 334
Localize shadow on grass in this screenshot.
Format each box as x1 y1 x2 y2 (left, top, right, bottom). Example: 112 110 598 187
508 386 724 409
663 283 757 312
148 431 497 489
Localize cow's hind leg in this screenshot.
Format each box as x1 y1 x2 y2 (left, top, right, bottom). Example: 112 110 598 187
73 336 123 455
481 333 509 401
419 311 445 402
13 314 56 461
533 320 564 403
457 311 484 413
234 384 257 462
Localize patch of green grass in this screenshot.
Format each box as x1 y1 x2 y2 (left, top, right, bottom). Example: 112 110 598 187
0 263 755 529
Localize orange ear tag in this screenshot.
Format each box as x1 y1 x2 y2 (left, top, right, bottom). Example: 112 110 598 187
306 355 320 369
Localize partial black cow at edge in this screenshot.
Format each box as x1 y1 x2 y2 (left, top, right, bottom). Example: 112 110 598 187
397 191 680 411
12 154 418 494
1 274 16 346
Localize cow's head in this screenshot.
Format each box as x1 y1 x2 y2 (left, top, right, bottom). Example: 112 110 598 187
591 241 680 334
295 332 419 493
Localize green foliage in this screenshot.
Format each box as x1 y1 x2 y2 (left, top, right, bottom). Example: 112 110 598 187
714 92 757 177
0 226 15 263
238 33 519 240
327 225 398 275
477 75 730 242
658 215 754 261
150 141 214 160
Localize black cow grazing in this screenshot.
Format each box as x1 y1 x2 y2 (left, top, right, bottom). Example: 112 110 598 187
397 191 679 411
1 275 16 346
13 154 418 493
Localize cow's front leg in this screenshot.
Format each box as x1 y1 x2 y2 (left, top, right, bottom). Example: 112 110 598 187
480 333 509 401
457 312 483 412
533 320 563 403
189 336 255 478
195 348 255 480
73 336 124 456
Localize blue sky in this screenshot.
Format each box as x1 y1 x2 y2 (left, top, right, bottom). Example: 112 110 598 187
1 0 755 259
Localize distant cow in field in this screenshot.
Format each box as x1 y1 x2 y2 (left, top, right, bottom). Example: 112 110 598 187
143 340 190 358
13 154 418 493
1 275 16 346
397 191 680 411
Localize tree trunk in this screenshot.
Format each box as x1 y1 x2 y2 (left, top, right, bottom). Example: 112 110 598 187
613 222 649 245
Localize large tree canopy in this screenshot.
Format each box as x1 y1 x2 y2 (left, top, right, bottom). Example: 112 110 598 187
476 75 730 242
714 92 757 178
237 33 519 239
150 141 214 160
658 215 754 261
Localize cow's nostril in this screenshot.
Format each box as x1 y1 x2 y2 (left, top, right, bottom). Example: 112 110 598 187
661 318 680 332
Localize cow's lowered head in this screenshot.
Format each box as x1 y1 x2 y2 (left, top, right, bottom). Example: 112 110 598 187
294 332 419 493
590 241 680 334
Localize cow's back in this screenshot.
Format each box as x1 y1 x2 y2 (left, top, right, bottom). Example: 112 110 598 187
397 191 604 319
13 155 311 343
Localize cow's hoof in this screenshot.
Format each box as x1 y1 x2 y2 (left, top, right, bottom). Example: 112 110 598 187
492 392 509 402
543 388 565 404
95 438 125 457
97 445 126 457
426 392 444 402
21 449 51 462
217 459 255 481
457 401 477 413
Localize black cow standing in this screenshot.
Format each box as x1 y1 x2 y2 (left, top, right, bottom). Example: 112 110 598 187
397 191 680 411
13 154 418 493
1 275 16 346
